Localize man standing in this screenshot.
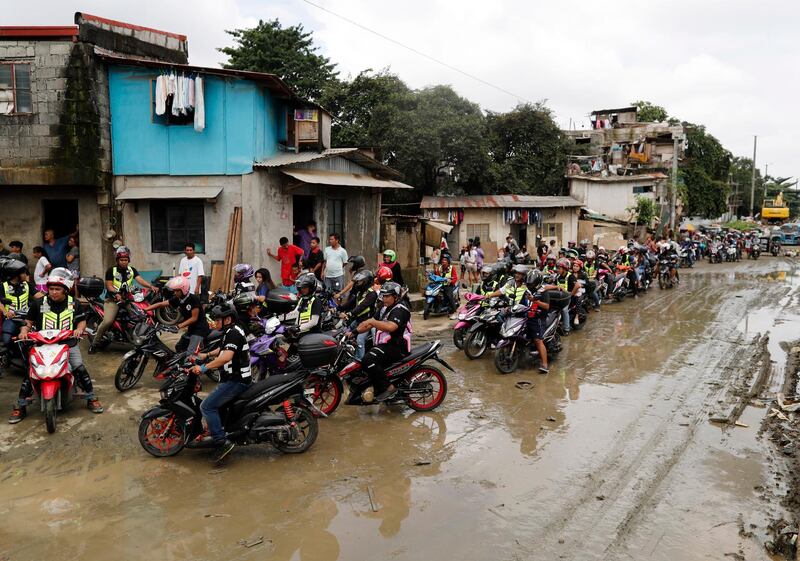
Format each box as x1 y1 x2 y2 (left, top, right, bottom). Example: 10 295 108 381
42 228 74 268
267 237 305 288
297 221 317 259
32 246 51 292
321 233 348 293
178 243 205 296
8 241 27 264
304 236 324 280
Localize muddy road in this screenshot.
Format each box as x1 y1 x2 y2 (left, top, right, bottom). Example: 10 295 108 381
2 258 799 561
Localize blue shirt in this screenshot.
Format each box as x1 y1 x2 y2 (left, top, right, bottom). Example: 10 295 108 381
43 236 69 268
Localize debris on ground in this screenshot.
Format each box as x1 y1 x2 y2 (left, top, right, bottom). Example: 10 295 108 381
204 513 231 518
367 486 379 512
515 380 534 390
237 536 265 548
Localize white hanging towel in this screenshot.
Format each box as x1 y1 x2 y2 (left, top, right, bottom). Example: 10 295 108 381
194 76 205 132
155 74 166 115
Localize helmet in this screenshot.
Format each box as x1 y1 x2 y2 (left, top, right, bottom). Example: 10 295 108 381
441 254 451 264
382 249 397 263
46 267 74 290
379 281 402 298
481 267 493 280
166 276 190 295
526 269 543 290
347 255 365 272
376 265 393 283
546 254 556 262
233 264 255 283
598 246 607 255
512 264 527 276
115 246 130 261
597 254 608 263
573 259 584 268
233 292 257 312
295 272 317 292
210 301 237 322
579 239 589 247
586 250 596 259
353 269 375 290
618 246 628 254
565 248 579 259
556 258 570 269
567 241 576 248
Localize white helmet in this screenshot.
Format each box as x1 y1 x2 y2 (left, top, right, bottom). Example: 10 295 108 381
586 250 596 259
46 267 74 290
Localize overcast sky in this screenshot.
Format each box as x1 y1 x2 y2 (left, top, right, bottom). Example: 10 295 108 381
16 1 800 180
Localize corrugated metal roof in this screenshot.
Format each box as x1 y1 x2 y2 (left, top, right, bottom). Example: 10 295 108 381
568 173 668 183
116 185 222 200
255 149 357 168
281 169 413 190
419 195 583 209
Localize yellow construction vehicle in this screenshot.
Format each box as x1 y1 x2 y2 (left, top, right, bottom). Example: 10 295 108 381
762 192 790 222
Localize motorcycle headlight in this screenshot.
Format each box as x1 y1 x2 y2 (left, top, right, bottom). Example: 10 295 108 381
457 313 467 320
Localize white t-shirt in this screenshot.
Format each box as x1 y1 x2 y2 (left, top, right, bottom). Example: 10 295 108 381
323 246 349 278
34 256 50 285
178 255 205 293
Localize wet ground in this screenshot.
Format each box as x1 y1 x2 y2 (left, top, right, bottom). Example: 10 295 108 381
2 257 799 561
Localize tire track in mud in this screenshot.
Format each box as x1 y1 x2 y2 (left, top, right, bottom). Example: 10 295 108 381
516 274 787 560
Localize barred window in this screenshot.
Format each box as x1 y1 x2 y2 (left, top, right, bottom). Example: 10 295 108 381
150 201 205 253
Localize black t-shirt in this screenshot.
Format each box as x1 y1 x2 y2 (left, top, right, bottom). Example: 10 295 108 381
388 261 404 286
105 266 139 296
573 270 588 289
27 296 86 330
558 273 576 292
351 287 378 318
382 304 411 349
169 294 209 336
532 291 551 319
304 249 324 279
220 324 252 383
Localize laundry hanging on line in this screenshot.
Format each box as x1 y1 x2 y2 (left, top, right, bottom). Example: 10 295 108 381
154 70 205 132
503 208 543 227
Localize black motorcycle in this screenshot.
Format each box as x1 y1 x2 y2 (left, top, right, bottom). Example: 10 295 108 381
493 302 562 375
658 258 678 289
0 312 26 374
463 298 506 360
138 368 321 458
114 321 223 391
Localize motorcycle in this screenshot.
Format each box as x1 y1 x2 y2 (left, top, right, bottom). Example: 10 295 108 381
772 240 782 257
423 272 458 320
453 293 485 349
748 245 761 260
114 322 222 392
19 329 80 433
249 316 295 381
138 368 321 459
610 265 633 301
463 297 506 360
84 284 156 348
493 301 562 375
679 248 694 268
567 293 589 331
0 313 27 373
708 243 723 264
725 244 738 262
658 258 677 289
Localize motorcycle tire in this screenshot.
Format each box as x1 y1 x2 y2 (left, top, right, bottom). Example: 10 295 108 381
404 366 448 411
138 412 187 457
494 344 520 374
44 398 57 434
659 275 665 290
275 405 318 454
453 327 467 350
304 373 344 416
205 369 221 383
423 301 431 320
464 328 489 360
614 290 626 302
155 306 180 326
114 353 148 392
572 308 588 331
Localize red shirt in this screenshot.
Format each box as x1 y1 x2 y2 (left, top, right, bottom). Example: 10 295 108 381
277 244 304 285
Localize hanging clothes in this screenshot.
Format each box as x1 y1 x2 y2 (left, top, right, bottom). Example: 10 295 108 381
194 76 205 132
155 74 167 116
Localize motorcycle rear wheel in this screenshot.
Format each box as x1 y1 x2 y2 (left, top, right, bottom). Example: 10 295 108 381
155 306 180 326
304 374 343 416
115 353 148 392
404 366 448 411
275 406 318 454
464 329 489 360
572 308 588 331
138 412 186 457
494 345 520 374
44 398 57 434
423 301 431 320
658 275 665 290
453 327 466 349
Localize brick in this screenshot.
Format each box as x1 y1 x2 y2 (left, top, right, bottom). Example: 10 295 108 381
26 46 34 57
19 136 37 148
0 40 17 46
0 47 8 59
31 124 49 136
49 43 72 56
45 78 66 91
6 46 27 58
29 146 51 158
47 54 68 67
34 43 50 57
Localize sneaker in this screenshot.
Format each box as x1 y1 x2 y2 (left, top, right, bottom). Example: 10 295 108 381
87 399 104 414
213 439 236 464
88 345 99 355
8 406 26 424
374 386 397 402
538 365 549 374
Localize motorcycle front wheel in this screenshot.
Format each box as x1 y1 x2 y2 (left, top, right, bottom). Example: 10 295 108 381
304 373 343 416
423 301 431 320
464 328 489 360
453 327 467 349
115 353 148 392
494 344 520 374
138 412 186 457
44 398 57 434
155 306 180 326
275 406 318 454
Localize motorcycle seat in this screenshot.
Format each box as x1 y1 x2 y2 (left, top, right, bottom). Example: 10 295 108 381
386 342 435 370
236 370 306 401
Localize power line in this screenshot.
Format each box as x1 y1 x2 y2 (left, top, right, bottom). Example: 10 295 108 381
298 0 532 104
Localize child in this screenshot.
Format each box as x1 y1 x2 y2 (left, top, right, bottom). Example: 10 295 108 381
32 246 51 292
287 263 301 293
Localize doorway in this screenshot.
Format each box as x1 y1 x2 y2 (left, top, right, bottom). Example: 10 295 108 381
510 223 527 250
292 195 315 246
42 199 78 240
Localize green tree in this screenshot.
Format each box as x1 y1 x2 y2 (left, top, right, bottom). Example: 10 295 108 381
631 100 669 123
219 19 338 101
628 196 658 227
485 103 568 196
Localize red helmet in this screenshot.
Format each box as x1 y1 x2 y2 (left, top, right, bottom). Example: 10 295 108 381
556 258 571 269
573 259 584 268
376 266 393 283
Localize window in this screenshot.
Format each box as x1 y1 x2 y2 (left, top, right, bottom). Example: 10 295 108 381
633 185 654 194
0 63 32 115
327 199 345 245
466 223 490 244
542 222 562 242
150 201 205 253
151 79 194 125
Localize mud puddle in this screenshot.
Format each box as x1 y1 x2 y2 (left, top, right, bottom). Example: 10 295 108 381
0 260 798 561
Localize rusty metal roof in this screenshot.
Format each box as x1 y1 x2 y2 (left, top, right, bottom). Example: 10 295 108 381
256 148 403 180
420 195 583 209
567 173 668 182
281 169 413 190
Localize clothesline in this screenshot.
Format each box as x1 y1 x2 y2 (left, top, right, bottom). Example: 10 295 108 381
154 71 205 132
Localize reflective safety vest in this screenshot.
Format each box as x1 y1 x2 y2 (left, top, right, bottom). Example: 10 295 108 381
3 281 30 313
440 266 454 281
112 266 135 291
375 303 412 352
503 281 528 305
298 296 317 326
355 288 376 318
557 272 572 292
478 280 498 305
584 262 597 279
41 297 75 331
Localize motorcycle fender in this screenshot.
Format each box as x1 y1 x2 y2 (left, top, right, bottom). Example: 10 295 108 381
426 297 434 303
303 396 328 418
40 380 60 401
467 322 484 334
454 321 469 330
496 338 510 349
122 350 137 360
433 354 455 372
141 406 175 421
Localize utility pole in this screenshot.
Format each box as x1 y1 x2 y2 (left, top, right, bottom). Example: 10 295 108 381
670 134 680 233
750 135 757 217
763 162 770 201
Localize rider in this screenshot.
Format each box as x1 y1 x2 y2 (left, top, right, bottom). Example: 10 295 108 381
476 266 499 305
577 239 590 259
290 272 323 337
356 281 411 402
342 269 378 360
542 254 558 276
9 269 103 423
613 246 638 295
544 258 576 335
525 269 550 374
382 249 404 287
583 250 602 310
437 255 459 320
334 255 367 303
145 276 210 354
232 263 256 294
188 302 251 463
0 267 40 351
90 246 158 353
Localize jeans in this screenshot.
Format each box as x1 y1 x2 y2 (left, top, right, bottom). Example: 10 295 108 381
560 306 570 333
18 346 94 406
92 300 119 345
324 275 345 293
348 319 370 361
200 381 249 442
176 333 205 354
2 317 20 346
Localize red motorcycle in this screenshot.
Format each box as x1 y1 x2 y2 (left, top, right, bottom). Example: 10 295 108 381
22 329 79 433
83 284 159 348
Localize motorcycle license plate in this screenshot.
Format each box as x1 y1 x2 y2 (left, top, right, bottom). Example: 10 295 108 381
122 350 136 359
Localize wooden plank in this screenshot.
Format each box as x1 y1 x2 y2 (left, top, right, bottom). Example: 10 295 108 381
222 209 236 290
209 263 224 293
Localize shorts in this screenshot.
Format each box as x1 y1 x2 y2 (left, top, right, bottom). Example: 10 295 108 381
526 317 543 340
465 263 477 272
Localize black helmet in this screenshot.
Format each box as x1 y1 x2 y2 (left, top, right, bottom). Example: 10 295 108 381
210 301 237 322
352 269 374 290
379 281 402 298
347 255 365 272
512 264 527 276
295 272 317 292
526 269 543 290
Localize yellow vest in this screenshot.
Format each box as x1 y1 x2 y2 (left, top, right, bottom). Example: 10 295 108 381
298 296 316 325
557 272 572 292
3 281 30 312
112 266 135 291
41 297 75 331
503 282 527 305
